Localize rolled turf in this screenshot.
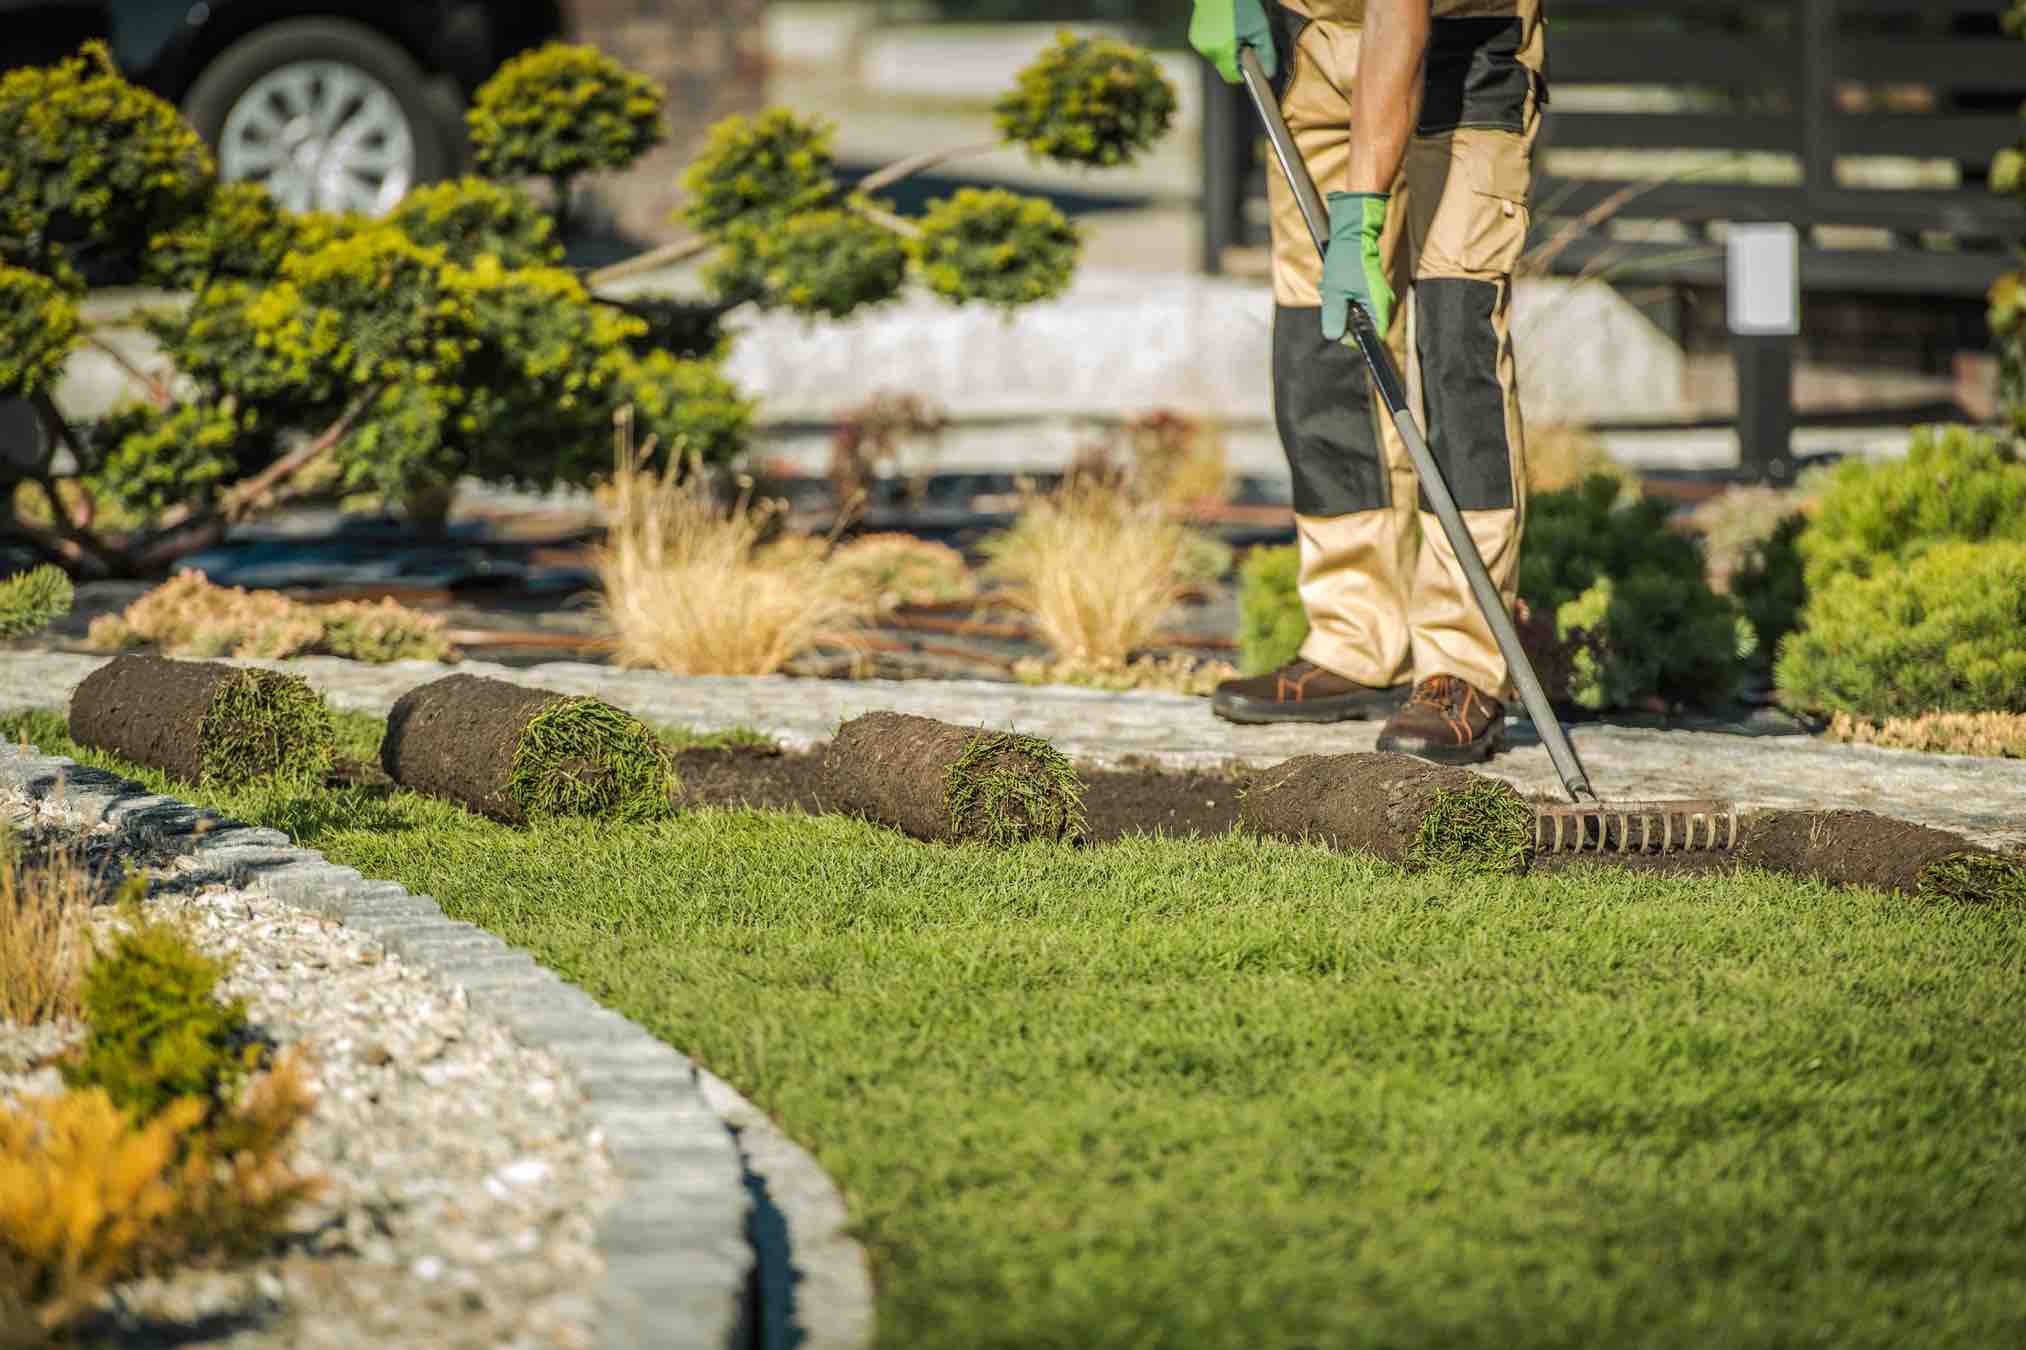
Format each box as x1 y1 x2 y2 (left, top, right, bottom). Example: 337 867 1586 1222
821 711 1087 845
68 653 334 786
1240 752 1533 875
1739 809 2026 904
380 674 677 825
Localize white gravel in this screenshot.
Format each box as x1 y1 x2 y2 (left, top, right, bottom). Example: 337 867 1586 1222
0 788 620 1348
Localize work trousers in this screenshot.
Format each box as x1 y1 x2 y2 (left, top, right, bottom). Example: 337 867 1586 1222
1267 4 1542 697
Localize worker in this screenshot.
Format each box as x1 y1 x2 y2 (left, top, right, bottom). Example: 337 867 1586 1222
1192 0 1546 764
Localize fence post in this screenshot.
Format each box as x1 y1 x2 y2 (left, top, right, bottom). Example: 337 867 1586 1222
1728 222 1801 485
1200 62 1242 274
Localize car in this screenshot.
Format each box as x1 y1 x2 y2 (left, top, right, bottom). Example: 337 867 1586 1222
3 1 569 215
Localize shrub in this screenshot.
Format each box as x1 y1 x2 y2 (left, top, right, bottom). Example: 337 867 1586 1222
1522 424 1640 498
1236 544 1305 676
1519 474 1703 614
595 451 868 676
1 1055 320 1336
979 477 1185 667
994 33 1177 168
84 571 454 663
1555 571 1754 712
141 180 304 290
911 188 1080 309
1775 539 2026 718
1727 512 1807 670
61 909 260 1127
387 177 562 269
0 267 79 400
0 565 73 638
0 43 212 288
705 209 909 318
1797 426 2026 591
830 534 977 611
1992 9 2026 437
678 108 839 238
467 43 665 206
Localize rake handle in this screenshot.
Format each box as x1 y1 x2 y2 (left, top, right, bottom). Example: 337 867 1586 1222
1236 47 1595 806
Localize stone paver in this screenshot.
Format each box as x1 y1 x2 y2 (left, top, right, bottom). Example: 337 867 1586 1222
3 651 2019 852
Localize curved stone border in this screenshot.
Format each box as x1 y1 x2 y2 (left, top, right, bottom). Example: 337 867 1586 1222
0 745 758 1350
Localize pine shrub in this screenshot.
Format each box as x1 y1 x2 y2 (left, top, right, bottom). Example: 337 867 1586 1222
466 43 665 198
0 565 73 639
1775 539 2026 718
994 33 1177 168
678 108 839 237
388 176 562 269
1236 544 1305 676
1727 512 1808 671
61 911 261 1127
0 267 79 399
705 209 909 318
1797 426 2026 592
1555 571 1754 712
911 188 1080 309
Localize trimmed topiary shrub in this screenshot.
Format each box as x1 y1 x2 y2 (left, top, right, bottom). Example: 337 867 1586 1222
388 176 563 269
994 32 1177 168
705 209 910 318
1775 539 2026 718
679 108 840 238
1796 426 2026 591
466 42 665 220
141 180 303 290
0 267 79 399
1236 544 1305 676
911 188 1080 309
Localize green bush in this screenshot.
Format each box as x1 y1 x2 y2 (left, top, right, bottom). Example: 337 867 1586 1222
0 43 212 288
994 33 1177 168
1775 540 2026 718
911 188 1080 309
0 565 73 638
1556 572 1753 712
1520 475 1748 710
705 209 909 318
387 177 561 269
1236 544 1305 675
142 181 304 291
1993 8 2026 437
678 108 839 238
0 266 78 398
1797 426 2026 591
63 911 260 1126
1728 512 1808 671
467 43 664 200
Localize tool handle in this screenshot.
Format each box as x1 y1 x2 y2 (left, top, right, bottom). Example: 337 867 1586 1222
1236 46 1595 805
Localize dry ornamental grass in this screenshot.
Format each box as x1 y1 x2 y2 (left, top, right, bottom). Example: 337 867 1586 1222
595 451 868 677
981 477 1187 669
0 838 100 1026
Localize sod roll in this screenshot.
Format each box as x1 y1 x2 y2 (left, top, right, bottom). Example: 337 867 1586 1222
68 653 335 785
1739 809 2026 904
1240 752 1533 875
380 674 677 824
821 711 1086 845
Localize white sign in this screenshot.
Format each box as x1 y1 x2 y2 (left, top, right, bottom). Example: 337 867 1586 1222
1728 223 1801 337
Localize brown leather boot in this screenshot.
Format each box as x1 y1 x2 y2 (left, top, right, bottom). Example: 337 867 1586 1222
1212 659 1407 724
1376 675 1506 764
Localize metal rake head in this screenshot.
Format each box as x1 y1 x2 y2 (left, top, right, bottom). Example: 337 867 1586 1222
1533 799 1740 855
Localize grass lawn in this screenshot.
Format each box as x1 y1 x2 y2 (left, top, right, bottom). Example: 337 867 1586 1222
12 707 2026 1349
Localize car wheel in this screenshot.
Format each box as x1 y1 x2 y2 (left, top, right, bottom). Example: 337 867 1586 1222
182 18 453 217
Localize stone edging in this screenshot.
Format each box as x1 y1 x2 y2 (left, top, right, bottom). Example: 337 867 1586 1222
0 745 758 1350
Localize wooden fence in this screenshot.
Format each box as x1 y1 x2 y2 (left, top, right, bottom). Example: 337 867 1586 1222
1202 0 2026 299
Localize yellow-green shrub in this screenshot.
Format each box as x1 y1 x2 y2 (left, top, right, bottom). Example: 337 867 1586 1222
467 43 664 199
1797 426 2026 591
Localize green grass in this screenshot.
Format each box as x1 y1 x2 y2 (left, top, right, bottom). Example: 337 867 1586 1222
200 670 334 786
10 706 2026 1349
504 696 677 824
947 728 1087 844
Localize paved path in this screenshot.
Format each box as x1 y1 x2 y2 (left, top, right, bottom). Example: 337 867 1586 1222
3 652 2020 853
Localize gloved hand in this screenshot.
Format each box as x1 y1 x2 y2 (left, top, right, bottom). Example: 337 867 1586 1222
1190 0 1277 85
1321 191 1395 341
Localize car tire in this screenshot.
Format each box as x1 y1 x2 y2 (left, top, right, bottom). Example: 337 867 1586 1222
181 18 454 217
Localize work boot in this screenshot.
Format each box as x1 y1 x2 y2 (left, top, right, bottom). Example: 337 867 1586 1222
1376 674 1506 764
1212 659 1405 724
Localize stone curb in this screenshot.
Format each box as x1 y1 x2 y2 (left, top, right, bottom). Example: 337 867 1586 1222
0 745 756 1350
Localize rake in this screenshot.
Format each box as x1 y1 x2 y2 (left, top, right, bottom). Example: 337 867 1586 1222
1236 47 1737 855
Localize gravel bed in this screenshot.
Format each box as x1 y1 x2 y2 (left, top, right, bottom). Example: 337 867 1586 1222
0 788 620 1349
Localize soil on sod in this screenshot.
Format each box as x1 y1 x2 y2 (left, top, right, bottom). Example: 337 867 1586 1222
68 653 333 786
382 674 676 824
821 711 1086 845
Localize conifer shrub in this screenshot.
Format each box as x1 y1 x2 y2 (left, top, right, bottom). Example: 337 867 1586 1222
1775 540 2026 718
1796 426 2026 591
706 209 909 317
0 565 72 639
62 910 262 1127
911 188 1080 309
141 180 301 290
1728 512 1808 670
994 33 1177 168
679 108 839 237
466 42 665 209
1236 544 1305 676
387 177 562 269
1555 571 1753 712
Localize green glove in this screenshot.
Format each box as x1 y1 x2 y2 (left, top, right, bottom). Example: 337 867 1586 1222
1322 191 1394 341
1190 0 1277 85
